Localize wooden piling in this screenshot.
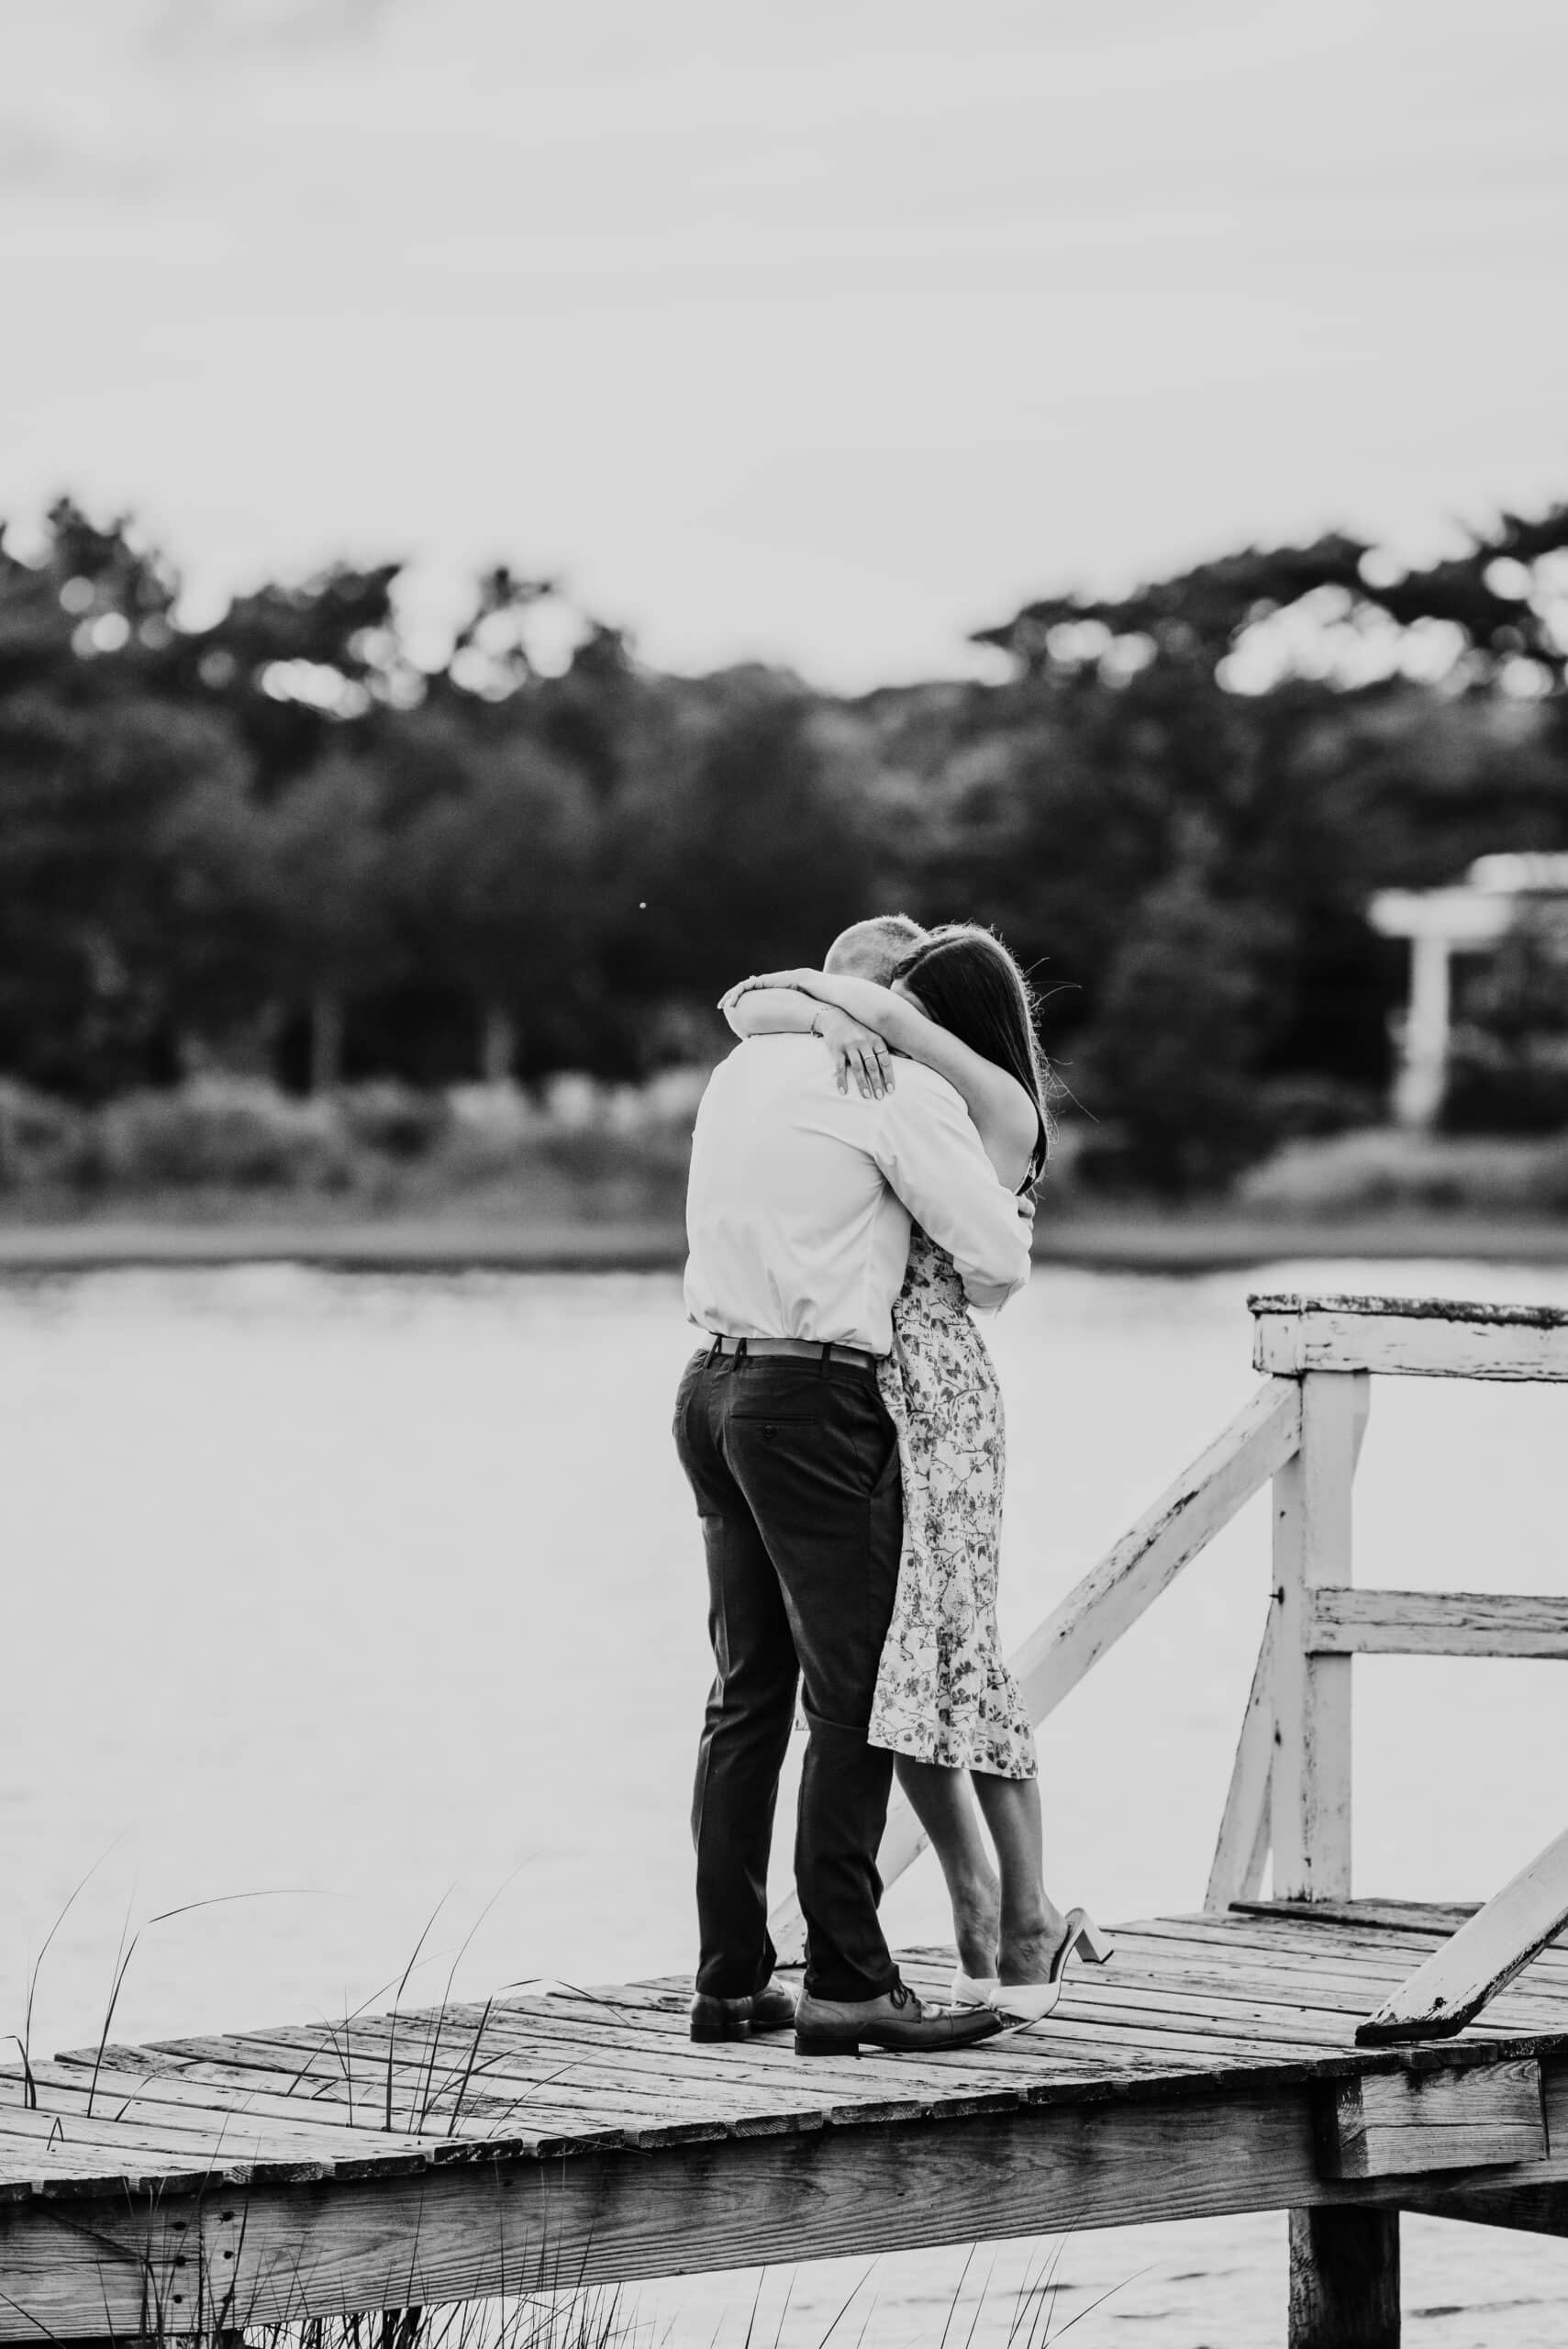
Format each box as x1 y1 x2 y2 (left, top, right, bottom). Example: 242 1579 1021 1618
1289 2209 1400 2348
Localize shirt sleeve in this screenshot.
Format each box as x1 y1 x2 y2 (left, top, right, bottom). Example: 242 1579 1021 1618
869 1064 1032 1310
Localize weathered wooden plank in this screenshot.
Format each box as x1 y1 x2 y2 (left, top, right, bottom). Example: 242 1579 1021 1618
248 2017 886 2118
1251 1292 1568 1381
1118 1927 1568 2046
889 1954 1353 2052
1029 2009 1344 2060
101 2012 1070 2144
1206 1607 1277 1914
261 2022 806 2122
1052 1985 1554 2061
1306 1587 1568 1658
564 1973 693 2007
917 1922 1568 2046
1137 1910 1568 1991
361 1991 1229 2123
1273 1373 1365 1901
654 1934 1563 2054
458 2009 1063 2121
1403 2179 1568 2236
50 2038 634 2151
1316 2059 1546 2180
1051 1963 1373 2029
1120 1911 1462 1976
1238 1898 1484 1937
967 1998 1339 2060
0 2105 346 2188
0 2131 186 2183
74 2050 801 2149
78 2017 740 2110
0 2067 442 2160
8 2060 1568 2341
772 1377 1304 1955
1114 1907 1523 1968
1162 1907 1494 1958
0 2095 350 2169
1010 1959 1394 2039
26 2054 381 2122
1358 1823 1568 2044
898 1956 1370 2050
461 2031 1065 2121
75 2046 862 2158
1047 1939 1568 2041
193 2011 1028 2121
215 1984 747 2057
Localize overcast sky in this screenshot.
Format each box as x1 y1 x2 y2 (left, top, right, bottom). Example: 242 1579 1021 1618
4 0 1565 686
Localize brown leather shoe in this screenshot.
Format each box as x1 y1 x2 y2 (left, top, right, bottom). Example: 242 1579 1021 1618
690 1978 799 2043
795 1978 1003 2057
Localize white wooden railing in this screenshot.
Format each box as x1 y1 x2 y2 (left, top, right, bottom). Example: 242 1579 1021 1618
770 1292 1568 2040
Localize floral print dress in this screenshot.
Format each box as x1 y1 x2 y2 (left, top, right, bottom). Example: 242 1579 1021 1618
868 1225 1037 1778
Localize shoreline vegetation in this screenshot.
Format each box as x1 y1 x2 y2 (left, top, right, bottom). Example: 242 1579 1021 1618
9 494 1568 1219
5 1069 1568 1273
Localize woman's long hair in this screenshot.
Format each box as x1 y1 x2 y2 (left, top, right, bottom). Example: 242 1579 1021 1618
894 924 1053 1184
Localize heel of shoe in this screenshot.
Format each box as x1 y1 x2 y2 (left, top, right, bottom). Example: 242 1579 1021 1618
1069 1911 1115 1966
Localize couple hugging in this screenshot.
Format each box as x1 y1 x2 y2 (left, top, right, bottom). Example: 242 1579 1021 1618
673 915 1112 2060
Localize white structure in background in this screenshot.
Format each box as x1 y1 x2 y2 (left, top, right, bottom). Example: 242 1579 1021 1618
1372 855 1568 1127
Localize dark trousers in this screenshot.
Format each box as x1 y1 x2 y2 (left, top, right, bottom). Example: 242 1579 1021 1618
673 1343 904 2002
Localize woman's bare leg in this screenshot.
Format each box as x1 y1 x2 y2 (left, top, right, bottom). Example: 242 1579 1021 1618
893 1756 1000 1978
971 1772 1066 1986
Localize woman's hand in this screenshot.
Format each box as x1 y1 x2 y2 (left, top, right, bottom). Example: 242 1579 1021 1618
821 1010 895 1099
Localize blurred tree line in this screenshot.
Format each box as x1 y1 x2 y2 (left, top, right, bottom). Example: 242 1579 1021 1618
3 494 1567 1192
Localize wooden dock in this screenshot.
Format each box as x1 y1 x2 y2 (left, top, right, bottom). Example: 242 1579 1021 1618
3 1900 1568 2340
9 1292 1568 2345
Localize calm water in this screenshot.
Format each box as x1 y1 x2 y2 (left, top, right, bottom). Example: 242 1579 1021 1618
5 1260 1568 2346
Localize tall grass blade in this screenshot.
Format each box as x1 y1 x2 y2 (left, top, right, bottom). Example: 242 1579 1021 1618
85 1893 140 2119
441 1996 495 2137
414 1868 526 2132
1037 2266 1150 2343
387 1895 451 2133
19 1844 117 2110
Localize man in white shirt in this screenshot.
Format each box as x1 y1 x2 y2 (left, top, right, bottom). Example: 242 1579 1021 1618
675 918 1030 2056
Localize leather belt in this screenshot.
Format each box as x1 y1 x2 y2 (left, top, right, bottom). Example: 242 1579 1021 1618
707 1333 879 1375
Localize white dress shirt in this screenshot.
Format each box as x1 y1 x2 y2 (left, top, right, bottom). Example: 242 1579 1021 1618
683 1036 1031 1356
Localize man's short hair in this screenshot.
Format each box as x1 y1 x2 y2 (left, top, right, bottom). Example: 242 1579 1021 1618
825 914 927 984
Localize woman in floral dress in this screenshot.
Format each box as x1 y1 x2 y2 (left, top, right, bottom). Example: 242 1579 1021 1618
724 923 1111 2021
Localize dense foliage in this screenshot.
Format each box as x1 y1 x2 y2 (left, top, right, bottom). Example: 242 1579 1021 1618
4 495 1567 1191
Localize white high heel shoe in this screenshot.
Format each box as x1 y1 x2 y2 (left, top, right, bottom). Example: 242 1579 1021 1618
990 1909 1115 2027
951 1967 1001 2009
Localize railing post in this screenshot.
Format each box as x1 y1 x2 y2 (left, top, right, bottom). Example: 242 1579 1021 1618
1273 1368 1387 2345
1271 1368 1368 1902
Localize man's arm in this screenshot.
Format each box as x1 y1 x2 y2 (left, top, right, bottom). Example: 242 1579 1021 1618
870 1063 1032 1310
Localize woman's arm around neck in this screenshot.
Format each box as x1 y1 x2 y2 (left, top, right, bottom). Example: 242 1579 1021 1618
725 969 1039 1190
